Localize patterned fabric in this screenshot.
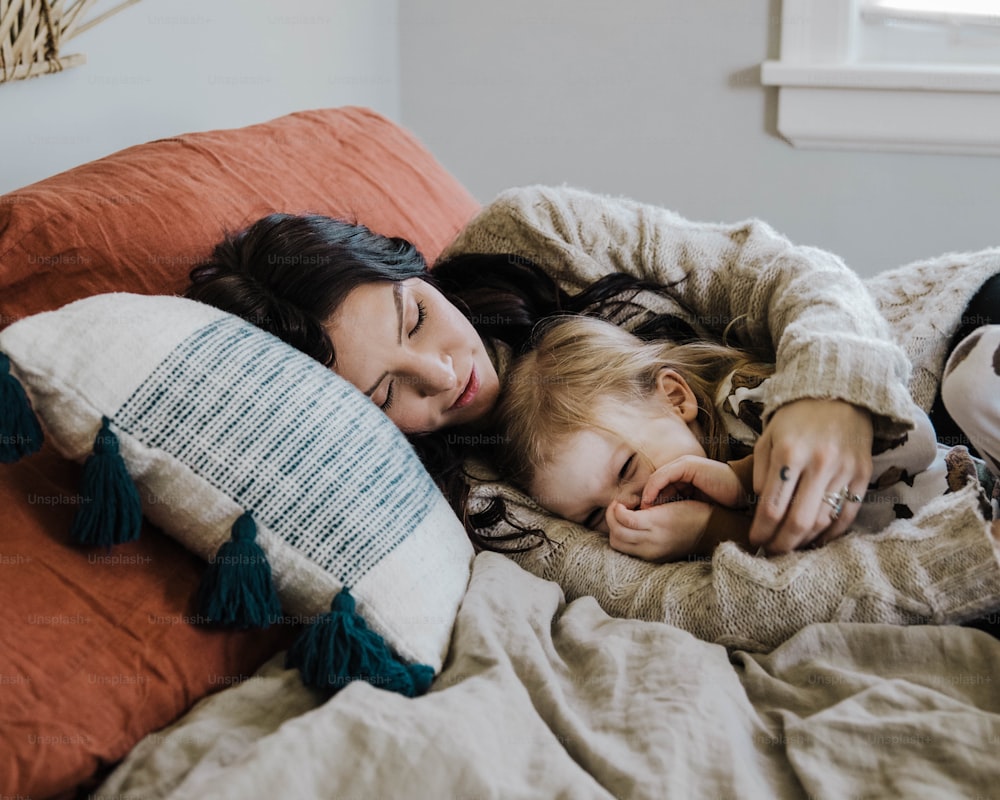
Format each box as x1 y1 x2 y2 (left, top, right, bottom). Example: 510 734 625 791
717 367 996 529
943 324 1000 476
0 293 473 670
115 316 437 587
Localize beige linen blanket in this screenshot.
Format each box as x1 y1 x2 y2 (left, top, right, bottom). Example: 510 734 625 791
96 553 1000 800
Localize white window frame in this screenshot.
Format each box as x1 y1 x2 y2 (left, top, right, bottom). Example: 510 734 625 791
760 0 1000 155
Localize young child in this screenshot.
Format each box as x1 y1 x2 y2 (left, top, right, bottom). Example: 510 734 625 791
495 315 995 563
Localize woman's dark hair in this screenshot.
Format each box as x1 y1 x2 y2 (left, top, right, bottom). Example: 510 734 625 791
185 214 711 553
185 213 431 367
430 253 701 357
430 253 707 551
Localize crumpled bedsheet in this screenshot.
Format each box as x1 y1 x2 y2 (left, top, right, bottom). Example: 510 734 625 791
95 553 1000 800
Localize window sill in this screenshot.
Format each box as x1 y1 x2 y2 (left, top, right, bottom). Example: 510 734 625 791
760 61 1000 155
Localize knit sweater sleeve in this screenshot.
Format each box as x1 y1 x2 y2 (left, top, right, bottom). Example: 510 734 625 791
441 184 916 438
480 480 1000 652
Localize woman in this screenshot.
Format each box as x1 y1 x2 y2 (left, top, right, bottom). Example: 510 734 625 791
185 185 1000 556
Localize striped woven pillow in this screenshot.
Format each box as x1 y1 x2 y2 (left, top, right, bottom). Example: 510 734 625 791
0 293 473 696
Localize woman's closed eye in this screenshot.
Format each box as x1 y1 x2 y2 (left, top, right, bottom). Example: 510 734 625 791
410 299 426 337
379 382 395 411
380 300 427 410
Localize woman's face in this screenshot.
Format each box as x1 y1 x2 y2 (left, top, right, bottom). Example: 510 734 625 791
326 278 500 434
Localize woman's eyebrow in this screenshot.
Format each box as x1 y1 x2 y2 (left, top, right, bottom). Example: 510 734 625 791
362 283 406 397
392 282 404 345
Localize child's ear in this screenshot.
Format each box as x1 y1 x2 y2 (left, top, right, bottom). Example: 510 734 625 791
654 368 698 421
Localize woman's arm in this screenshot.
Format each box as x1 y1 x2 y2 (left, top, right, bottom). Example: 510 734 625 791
468 476 1000 652
443 184 914 430
443 185 916 549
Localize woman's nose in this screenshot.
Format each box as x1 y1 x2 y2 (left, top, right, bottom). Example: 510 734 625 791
413 353 457 395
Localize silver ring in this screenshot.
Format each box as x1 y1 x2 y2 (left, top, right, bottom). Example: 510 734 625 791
822 492 844 520
841 486 864 504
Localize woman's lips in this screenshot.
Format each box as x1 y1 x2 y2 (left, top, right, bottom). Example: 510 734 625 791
450 365 479 411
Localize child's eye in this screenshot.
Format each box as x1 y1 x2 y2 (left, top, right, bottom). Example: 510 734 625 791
409 300 427 337
618 454 635 481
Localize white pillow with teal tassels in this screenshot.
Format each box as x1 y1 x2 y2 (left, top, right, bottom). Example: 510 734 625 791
0 292 474 697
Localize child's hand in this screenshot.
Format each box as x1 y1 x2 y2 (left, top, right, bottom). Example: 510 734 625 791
641 455 748 510
606 499 714 563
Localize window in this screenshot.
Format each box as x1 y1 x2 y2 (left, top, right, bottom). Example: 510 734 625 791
863 1 1000 26
861 0 1000 66
761 0 1000 154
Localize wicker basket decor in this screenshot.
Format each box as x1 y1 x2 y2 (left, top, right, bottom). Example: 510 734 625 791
1 0 141 84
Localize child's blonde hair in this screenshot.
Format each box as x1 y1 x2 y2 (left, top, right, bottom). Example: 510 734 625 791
495 315 772 492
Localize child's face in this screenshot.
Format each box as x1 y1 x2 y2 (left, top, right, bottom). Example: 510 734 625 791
529 370 708 533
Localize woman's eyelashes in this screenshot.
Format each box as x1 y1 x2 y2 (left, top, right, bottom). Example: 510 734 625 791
380 382 394 411
380 300 426 410
410 299 426 337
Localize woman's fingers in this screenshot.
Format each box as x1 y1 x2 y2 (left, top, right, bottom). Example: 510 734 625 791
754 459 864 553
749 437 798 546
750 399 874 553
816 480 867 543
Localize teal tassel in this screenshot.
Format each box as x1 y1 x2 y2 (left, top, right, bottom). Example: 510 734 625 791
286 588 435 697
71 417 142 546
0 353 43 463
198 512 282 629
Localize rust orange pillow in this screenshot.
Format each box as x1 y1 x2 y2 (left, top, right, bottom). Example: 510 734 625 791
0 106 479 798
0 106 478 323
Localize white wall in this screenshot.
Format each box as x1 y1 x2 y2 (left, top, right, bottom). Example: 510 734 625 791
399 0 1000 276
0 0 399 194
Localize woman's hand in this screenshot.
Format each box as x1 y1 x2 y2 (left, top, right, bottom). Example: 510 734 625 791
641 455 748 511
606 499 713 563
750 399 873 554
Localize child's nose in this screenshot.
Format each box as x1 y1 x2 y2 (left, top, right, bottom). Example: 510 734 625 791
615 487 641 511
615 474 647 510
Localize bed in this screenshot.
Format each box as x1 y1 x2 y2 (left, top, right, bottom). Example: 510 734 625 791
1 107 998 799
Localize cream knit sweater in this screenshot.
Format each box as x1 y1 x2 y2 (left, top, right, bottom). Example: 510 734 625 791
441 185 1000 651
